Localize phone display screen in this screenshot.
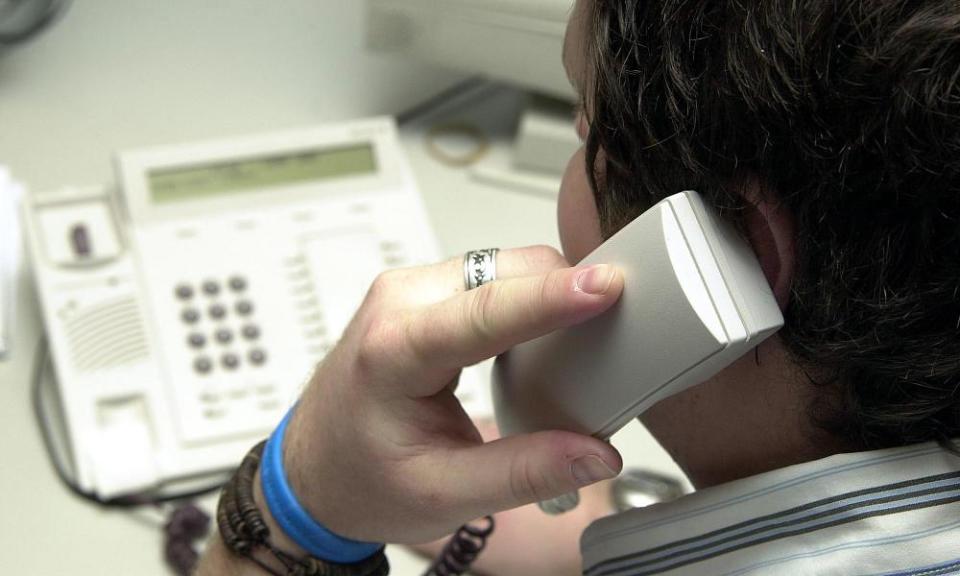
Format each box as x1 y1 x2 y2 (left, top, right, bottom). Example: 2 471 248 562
148 144 377 204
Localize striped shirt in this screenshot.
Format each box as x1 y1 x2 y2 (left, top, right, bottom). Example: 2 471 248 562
581 442 960 576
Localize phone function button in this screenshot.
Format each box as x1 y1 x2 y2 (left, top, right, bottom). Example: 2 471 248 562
208 304 227 320
70 224 93 259
199 391 220 404
202 280 221 296
187 333 206 349
203 407 227 420
300 311 323 324
235 300 254 316
175 284 194 300
248 348 267 365
193 356 213 374
241 324 260 340
215 328 234 344
258 398 281 412
306 327 328 339
181 308 200 324
228 276 248 292
221 353 240 370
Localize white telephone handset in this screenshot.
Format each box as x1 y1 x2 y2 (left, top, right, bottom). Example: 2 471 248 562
492 190 784 510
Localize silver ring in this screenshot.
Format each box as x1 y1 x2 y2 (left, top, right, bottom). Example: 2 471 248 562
463 248 499 290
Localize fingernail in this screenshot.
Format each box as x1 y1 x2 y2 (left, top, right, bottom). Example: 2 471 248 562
575 265 615 295
571 455 617 487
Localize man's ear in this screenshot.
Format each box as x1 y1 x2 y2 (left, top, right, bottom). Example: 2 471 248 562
740 185 795 310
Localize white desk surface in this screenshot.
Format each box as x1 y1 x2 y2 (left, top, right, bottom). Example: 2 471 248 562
0 2 684 574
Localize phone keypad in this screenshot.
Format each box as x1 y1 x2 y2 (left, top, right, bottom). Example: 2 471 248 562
173 274 281 424
174 274 269 376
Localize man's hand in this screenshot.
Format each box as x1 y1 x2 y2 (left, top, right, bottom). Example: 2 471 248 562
282 245 625 545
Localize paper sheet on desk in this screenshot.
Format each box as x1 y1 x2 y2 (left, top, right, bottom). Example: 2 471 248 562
0 167 23 359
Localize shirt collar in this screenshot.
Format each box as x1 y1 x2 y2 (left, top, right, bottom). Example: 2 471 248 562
581 441 960 576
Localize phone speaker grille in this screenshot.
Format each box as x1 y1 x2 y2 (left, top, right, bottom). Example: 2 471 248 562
64 297 150 372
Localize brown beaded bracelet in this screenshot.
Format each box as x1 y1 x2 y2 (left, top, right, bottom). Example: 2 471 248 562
216 441 390 576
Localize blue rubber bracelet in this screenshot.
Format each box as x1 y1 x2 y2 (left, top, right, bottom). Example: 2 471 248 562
261 408 384 563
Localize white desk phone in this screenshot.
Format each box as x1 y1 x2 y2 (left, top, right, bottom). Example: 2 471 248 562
22 117 476 498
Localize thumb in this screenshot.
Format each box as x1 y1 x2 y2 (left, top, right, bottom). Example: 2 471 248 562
438 431 623 521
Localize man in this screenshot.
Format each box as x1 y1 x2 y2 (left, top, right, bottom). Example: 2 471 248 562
200 1 960 574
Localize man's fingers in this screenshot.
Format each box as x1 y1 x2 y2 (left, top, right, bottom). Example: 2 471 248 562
494 244 570 280
398 264 623 395
369 245 569 309
429 431 622 522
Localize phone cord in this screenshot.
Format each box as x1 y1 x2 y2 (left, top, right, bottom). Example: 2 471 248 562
423 515 495 576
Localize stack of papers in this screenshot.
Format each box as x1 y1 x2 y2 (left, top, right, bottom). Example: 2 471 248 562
0 167 23 359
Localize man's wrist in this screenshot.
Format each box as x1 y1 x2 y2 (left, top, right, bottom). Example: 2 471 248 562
281 397 362 540
263 406 384 562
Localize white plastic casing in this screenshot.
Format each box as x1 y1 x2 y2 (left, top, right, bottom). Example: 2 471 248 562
492 190 784 440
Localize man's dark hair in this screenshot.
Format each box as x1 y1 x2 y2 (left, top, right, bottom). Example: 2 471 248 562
582 1 960 449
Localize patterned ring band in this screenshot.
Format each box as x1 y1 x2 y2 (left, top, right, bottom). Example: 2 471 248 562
463 248 499 290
